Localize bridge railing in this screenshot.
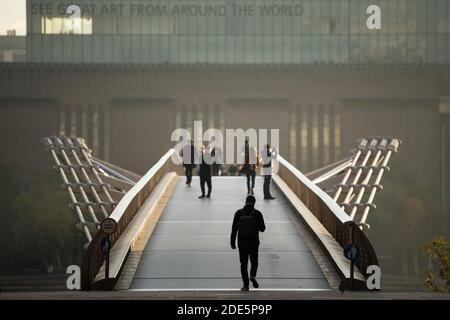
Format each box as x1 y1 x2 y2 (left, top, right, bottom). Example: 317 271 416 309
81 149 181 290
276 155 378 287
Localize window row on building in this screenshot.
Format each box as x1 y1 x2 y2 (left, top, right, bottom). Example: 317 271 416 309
29 0 450 35
57 103 341 173
27 33 450 64
58 104 110 161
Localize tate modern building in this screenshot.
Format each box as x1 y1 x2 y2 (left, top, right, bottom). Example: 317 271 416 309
26 0 450 64
0 0 449 216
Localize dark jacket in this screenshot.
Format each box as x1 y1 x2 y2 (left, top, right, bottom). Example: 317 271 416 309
244 143 250 164
198 152 212 177
180 144 196 167
230 205 266 246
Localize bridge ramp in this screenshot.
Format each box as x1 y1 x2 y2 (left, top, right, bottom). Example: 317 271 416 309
130 177 330 290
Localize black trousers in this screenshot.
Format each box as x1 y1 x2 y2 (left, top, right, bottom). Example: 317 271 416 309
246 171 256 190
263 174 272 197
185 166 193 184
200 174 212 195
238 242 259 287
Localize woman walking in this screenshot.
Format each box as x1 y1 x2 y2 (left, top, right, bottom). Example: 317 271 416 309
241 146 259 195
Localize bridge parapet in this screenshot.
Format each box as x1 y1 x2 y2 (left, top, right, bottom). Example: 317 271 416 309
81 149 182 290
275 155 378 289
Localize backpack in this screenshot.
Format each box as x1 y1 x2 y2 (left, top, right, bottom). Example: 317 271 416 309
238 210 258 238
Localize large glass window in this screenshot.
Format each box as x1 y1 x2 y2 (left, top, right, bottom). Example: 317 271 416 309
320 0 331 34
417 0 427 33
406 0 418 33
398 0 408 33
447 0 450 33
407 34 418 62
447 35 450 62
41 16 92 34
387 0 398 34
378 34 388 61
350 0 361 34
437 0 448 33
428 1 438 33
330 0 341 34
29 0 450 64
301 0 312 34
330 35 340 62
311 1 321 33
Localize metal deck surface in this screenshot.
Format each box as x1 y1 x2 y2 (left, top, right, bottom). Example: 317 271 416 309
130 177 330 290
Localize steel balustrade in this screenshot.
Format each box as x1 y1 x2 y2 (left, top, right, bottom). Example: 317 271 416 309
359 139 400 225
43 136 136 246
347 139 386 220
43 137 93 243
333 138 367 201
314 137 400 230
80 149 182 290
65 138 111 219
275 154 379 287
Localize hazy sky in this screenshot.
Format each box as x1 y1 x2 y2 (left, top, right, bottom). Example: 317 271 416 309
0 0 26 35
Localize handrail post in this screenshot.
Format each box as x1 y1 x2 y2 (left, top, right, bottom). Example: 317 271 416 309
349 223 355 291
105 236 110 291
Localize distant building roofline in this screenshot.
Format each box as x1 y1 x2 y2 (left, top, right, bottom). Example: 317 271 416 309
0 36 26 50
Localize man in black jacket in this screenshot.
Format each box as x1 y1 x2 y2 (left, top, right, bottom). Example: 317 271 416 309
180 139 197 187
198 145 212 199
230 195 266 291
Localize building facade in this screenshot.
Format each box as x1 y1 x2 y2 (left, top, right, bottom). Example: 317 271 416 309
1 63 449 181
0 36 26 62
0 0 446 211
27 0 450 64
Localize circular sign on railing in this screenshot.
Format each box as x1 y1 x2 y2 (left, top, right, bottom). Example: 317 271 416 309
101 218 117 235
343 243 361 261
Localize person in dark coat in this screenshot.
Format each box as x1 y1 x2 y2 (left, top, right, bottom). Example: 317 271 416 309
240 140 258 194
180 139 197 187
239 138 251 175
211 146 223 176
230 195 266 291
261 144 276 200
198 145 212 199
245 147 259 195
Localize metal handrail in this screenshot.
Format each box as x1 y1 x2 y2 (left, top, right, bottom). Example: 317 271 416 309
276 154 378 283
81 149 181 290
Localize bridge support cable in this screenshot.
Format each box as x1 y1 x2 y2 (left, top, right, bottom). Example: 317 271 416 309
332 139 367 201
65 138 113 218
53 136 101 224
43 137 92 243
344 139 385 220
43 135 139 246
91 158 137 185
312 137 400 230
75 139 127 197
359 139 400 224
339 139 375 206
309 158 353 185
